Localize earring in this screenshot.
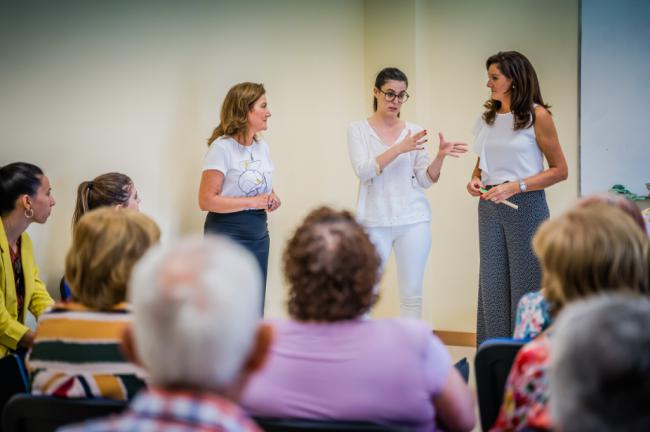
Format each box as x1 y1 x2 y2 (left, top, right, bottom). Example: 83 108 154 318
24 208 34 219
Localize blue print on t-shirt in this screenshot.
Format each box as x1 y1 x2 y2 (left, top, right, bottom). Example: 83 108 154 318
238 159 267 197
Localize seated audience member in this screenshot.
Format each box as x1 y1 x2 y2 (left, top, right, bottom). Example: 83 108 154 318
72 172 141 226
550 294 650 432
492 204 650 431
0 162 55 359
28 208 160 400
242 207 476 432
513 192 648 340
60 236 271 431
60 172 141 300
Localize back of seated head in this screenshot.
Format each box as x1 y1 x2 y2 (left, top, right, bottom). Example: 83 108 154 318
284 207 380 322
576 192 647 234
128 235 263 393
72 172 136 226
533 203 650 315
551 294 650 432
65 207 160 310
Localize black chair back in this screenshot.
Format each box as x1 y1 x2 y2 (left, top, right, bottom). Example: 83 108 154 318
254 417 409 431
474 338 526 431
0 353 30 432
2 394 126 432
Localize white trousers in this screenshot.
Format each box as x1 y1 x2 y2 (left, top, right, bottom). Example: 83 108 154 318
366 222 432 319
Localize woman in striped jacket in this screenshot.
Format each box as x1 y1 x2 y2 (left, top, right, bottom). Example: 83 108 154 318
28 207 160 400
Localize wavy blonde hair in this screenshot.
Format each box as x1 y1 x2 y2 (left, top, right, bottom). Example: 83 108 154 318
207 82 265 146
65 207 160 310
534 204 650 315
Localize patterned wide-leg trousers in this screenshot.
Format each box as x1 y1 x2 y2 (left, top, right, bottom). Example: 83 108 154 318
476 190 549 346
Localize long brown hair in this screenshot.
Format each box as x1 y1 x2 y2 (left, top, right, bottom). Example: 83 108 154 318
72 172 133 227
207 82 266 146
483 51 551 130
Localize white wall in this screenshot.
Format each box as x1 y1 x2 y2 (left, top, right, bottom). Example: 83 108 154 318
366 0 579 332
580 0 650 196
0 0 366 318
1 0 579 334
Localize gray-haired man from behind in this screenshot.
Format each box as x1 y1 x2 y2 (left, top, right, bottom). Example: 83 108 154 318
61 236 272 432
550 294 650 432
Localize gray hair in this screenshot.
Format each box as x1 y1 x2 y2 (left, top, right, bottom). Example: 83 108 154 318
550 294 650 432
129 235 262 391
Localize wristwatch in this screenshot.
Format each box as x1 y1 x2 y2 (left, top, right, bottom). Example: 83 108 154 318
519 180 528 193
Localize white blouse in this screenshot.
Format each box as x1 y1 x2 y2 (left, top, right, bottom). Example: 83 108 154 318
473 113 544 186
347 120 433 227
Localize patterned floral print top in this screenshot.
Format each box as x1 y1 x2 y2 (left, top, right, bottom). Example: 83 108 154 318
490 331 553 431
513 291 551 340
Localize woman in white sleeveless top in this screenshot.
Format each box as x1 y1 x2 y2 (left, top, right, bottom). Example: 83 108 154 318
348 67 467 318
466 51 568 345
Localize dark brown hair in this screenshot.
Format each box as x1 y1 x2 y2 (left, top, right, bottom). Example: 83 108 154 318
207 82 266 146
373 67 408 112
483 51 551 130
0 162 43 216
72 172 133 227
284 207 380 321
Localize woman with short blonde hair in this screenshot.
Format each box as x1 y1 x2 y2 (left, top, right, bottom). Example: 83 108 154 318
66 208 160 309
492 204 650 431
28 208 160 400
534 203 649 314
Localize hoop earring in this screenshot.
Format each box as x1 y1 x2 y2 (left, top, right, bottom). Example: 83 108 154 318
24 208 34 219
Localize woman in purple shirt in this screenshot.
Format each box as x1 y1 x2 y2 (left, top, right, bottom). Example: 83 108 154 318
242 207 475 432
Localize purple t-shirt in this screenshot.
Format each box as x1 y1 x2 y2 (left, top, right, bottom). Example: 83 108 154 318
242 318 452 431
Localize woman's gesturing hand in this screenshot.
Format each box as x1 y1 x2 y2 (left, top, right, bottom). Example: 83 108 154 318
396 129 428 154
437 133 468 158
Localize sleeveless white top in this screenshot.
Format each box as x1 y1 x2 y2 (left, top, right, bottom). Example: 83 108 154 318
472 112 544 185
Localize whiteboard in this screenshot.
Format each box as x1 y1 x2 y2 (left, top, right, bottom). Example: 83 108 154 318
580 0 650 196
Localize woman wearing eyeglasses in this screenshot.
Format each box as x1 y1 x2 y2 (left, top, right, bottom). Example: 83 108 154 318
347 67 467 319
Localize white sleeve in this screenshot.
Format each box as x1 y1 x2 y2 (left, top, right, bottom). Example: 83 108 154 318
202 141 228 174
410 125 434 188
347 123 379 182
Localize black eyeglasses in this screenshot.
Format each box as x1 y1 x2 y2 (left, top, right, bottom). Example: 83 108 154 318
378 89 410 103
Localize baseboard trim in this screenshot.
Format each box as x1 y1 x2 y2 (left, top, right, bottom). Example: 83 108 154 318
434 330 476 347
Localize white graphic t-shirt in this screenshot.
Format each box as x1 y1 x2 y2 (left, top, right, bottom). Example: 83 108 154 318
202 136 274 198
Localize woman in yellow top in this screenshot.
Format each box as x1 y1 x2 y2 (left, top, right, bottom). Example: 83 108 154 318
0 162 55 359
